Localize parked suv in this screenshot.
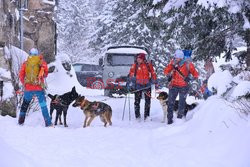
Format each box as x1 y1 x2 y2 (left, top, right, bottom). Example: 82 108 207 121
99 46 149 96
73 63 103 88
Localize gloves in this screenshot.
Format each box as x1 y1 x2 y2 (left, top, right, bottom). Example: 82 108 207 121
126 77 136 92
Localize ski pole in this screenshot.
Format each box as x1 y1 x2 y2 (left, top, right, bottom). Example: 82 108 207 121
122 94 127 121
128 93 131 121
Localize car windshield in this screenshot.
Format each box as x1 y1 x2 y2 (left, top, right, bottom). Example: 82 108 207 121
107 54 136 66
73 64 100 72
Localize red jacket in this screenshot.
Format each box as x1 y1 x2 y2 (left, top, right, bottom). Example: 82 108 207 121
164 59 199 87
129 62 157 85
19 56 48 91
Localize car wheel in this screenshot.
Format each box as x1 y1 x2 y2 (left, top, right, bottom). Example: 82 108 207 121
91 80 104 89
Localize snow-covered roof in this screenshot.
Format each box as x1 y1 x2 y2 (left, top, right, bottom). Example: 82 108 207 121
106 48 148 54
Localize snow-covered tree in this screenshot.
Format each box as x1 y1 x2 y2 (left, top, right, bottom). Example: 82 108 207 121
90 0 249 69
56 0 105 63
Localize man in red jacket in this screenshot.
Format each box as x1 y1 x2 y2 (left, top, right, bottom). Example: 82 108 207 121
129 53 157 121
164 49 199 124
18 48 52 127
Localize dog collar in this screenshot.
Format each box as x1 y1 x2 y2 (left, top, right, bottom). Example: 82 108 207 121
80 100 91 110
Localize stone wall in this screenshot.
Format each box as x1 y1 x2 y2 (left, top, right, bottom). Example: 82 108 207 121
23 0 56 62
0 0 56 62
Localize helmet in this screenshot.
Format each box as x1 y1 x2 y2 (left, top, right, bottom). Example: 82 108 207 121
137 53 146 60
29 48 39 56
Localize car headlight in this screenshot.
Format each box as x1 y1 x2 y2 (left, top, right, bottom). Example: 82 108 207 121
108 72 114 78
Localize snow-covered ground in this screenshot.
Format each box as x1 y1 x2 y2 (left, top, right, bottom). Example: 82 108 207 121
0 52 250 167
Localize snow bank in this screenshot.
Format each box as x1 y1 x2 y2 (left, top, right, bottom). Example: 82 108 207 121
208 70 233 96
152 96 250 167
47 53 103 96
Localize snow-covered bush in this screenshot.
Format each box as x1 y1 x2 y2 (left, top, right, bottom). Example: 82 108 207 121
209 67 250 115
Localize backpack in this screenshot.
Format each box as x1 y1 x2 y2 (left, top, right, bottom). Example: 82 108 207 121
182 49 192 71
24 55 42 85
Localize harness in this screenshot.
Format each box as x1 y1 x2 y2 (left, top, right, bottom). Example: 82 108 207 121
80 99 100 111
51 95 68 107
172 60 190 83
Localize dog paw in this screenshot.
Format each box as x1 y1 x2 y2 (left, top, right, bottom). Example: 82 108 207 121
64 124 68 127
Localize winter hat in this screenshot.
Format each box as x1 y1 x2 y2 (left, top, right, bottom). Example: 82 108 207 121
137 53 146 60
29 48 39 56
174 49 184 59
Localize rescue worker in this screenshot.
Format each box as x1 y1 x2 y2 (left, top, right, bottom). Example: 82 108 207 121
129 53 157 121
164 49 199 124
18 48 52 127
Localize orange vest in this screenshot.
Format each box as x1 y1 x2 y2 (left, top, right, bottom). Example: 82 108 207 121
129 62 157 85
164 59 199 87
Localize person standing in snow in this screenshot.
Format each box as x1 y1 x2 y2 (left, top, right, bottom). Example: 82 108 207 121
164 50 199 124
18 48 52 127
129 53 157 121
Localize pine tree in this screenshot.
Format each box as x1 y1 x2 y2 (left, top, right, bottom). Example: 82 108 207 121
56 0 102 62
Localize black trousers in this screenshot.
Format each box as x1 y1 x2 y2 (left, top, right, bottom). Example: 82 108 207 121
134 86 151 119
167 86 189 121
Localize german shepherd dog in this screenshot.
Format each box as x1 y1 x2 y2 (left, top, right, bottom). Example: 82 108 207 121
72 96 112 128
157 91 197 123
48 86 79 127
